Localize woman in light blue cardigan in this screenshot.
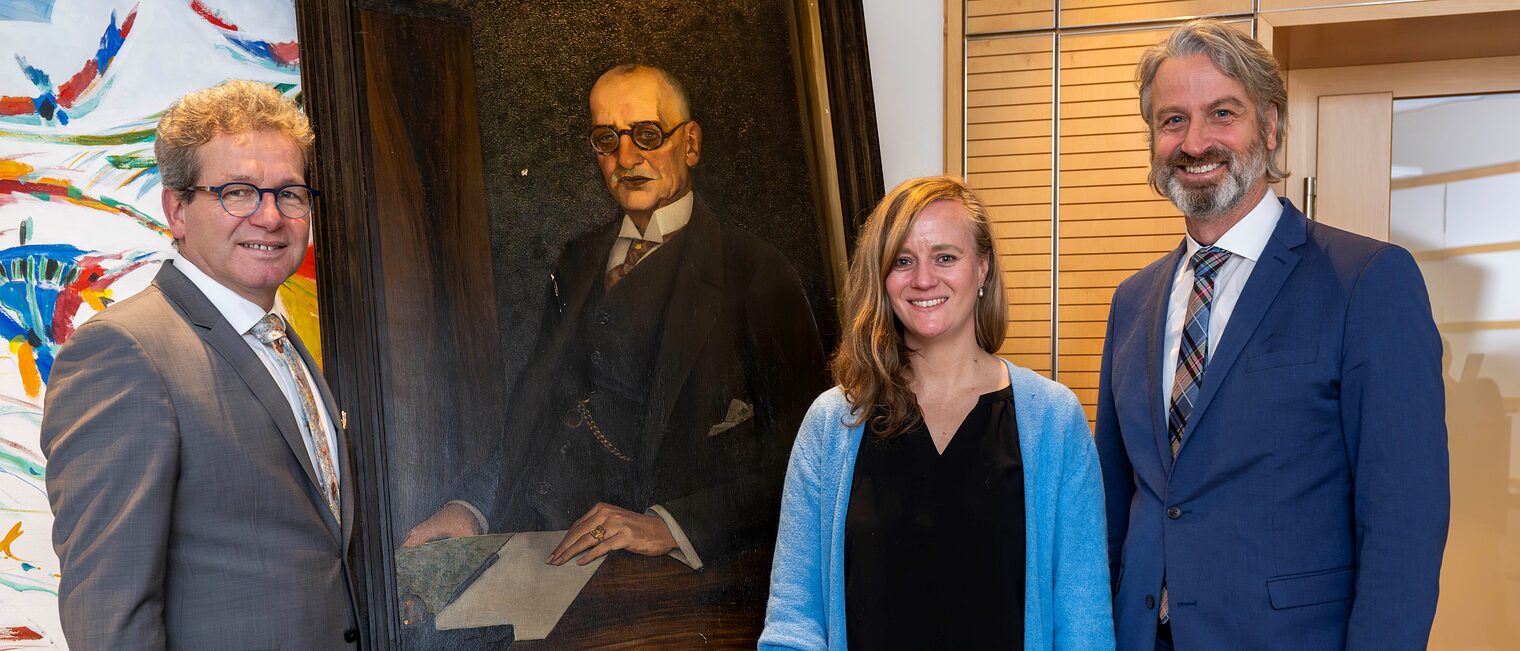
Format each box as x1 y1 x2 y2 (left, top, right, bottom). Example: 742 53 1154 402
760 177 1114 650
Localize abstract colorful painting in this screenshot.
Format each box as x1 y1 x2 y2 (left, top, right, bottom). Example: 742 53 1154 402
0 2 306 646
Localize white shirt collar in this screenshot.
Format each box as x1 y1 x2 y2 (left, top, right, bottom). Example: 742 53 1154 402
170 256 281 334
617 191 694 243
1183 187 1281 263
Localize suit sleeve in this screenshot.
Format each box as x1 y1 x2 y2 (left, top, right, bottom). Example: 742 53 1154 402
1051 396 1117 651
1340 246 1449 649
1094 294 1134 591
41 319 178 650
660 252 829 563
759 400 834 651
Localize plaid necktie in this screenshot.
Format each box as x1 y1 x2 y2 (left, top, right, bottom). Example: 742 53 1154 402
251 313 341 525
1160 245 1231 627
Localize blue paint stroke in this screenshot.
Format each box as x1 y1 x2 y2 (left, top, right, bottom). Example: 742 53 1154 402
0 0 55 23
0 244 157 384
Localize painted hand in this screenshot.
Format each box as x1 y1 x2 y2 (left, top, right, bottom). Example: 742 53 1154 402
545 502 678 566
400 502 482 548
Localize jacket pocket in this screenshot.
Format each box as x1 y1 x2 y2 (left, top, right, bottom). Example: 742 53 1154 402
1245 346 1319 372
1266 565 1356 609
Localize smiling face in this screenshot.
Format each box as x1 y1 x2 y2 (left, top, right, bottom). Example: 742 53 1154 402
589 68 701 227
885 200 990 350
1147 53 1277 223
164 129 309 311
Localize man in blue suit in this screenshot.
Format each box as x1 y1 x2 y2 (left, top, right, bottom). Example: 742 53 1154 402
1096 20 1448 650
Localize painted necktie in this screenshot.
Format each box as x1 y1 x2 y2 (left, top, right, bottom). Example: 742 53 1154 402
605 237 657 289
1160 245 1231 627
252 313 341 525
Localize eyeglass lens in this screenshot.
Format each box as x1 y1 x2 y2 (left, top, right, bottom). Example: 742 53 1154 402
219 183 314 219
589 121 674 155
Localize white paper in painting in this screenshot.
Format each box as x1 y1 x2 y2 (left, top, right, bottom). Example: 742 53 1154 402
0 1 302 646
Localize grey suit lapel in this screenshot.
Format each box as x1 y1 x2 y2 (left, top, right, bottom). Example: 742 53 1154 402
1148 245 1186 476
1175 200 1306 458
154 261 339 541
638 202 723 471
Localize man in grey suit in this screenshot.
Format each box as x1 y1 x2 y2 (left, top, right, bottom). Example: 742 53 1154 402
42 80 359 649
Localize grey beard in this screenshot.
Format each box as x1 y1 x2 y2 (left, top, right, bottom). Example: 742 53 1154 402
1153 141 1268 221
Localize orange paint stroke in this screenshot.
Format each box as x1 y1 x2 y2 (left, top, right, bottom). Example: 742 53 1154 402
0 521 27 563
9 340 42 398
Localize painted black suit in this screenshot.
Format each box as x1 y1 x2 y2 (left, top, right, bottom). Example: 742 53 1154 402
465 199 828 563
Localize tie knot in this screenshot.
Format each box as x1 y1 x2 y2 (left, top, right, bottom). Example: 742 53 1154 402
1190 246 1231 280
250 313 287 345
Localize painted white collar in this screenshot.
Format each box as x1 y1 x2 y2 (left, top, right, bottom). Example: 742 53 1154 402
617 191 694 243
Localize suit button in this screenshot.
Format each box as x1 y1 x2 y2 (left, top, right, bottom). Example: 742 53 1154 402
1166 506 1182 519
1146 594 1156 609
344 628 359 643
598 312 610 326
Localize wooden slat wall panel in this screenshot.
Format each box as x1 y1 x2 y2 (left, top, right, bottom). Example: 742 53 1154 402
968 0 1055 34
1057 26 1185 422
1060 0 1250 29
968 33 1055 376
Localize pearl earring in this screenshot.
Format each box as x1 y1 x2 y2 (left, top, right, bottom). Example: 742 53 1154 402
977 283 984 298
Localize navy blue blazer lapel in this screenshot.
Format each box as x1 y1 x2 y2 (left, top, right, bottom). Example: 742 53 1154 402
154 261 340 543
638 200 722 472
1148 244 1187 475
1176 199 1306 456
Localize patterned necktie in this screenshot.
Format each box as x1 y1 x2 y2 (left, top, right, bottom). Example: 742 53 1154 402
1160 245 1231 627
251 314 341 525
605 226 681 289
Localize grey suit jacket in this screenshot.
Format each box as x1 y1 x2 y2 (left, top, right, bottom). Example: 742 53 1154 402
42 261 359 650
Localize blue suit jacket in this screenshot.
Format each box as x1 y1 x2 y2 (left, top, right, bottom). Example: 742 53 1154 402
1095 199 1448 650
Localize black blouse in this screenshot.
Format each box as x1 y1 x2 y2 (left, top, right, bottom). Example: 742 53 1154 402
844 386 1026 649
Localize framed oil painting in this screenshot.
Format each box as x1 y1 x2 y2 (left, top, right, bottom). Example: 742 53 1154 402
296 0 881 647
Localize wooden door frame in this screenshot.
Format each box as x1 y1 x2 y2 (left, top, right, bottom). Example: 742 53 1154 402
1255 1 1520 208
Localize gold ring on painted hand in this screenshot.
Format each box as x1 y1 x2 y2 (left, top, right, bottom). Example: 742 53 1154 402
590 525 606 542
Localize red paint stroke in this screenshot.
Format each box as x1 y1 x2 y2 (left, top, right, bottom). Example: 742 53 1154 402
296 243 316 280
0 626 45 641
55 60 99 108
0 176 168 238
190 0 238 30
0 97 30 115
50 253 157 343
270 41 300 66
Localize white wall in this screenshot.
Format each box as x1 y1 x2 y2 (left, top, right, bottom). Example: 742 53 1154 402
862 0 946 191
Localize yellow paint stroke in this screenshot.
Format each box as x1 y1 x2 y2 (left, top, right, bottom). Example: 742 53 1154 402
0 521 27 562
80 286 112 312
279 276 322 369
10 339 41 398
0 159 34 177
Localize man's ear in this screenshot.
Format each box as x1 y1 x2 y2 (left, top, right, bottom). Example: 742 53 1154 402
163 186 189 240
1264 104 1280 152
684 121 702 167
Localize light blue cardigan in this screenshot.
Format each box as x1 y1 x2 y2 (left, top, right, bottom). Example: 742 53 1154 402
760 359 1115 650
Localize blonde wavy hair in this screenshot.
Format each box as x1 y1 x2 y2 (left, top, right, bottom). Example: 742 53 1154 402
156 79 314 203
832 176 1007 440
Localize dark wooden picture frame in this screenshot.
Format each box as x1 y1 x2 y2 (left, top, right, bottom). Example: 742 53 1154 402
295 0 881 647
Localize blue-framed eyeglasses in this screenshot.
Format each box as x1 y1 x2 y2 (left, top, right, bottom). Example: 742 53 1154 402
186 182 321 220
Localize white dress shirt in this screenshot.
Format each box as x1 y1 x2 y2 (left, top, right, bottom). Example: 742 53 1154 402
173 256 340 488
604 191 694 272
1160 189 1283 410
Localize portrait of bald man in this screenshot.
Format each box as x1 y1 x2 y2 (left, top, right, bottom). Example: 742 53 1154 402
405 64 828 573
